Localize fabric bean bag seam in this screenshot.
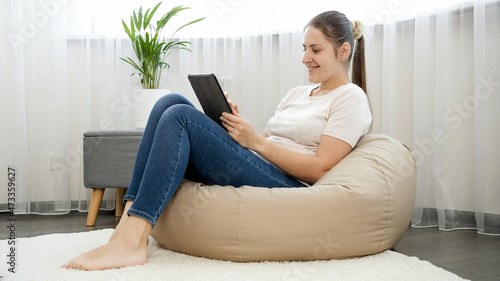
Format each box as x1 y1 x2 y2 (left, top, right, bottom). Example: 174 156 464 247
362 151 394 253
238 187 246 259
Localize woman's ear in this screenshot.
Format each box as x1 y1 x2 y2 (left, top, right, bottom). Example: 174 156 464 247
339 42 351 62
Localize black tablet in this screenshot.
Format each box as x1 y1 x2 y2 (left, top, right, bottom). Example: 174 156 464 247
188 73 232 128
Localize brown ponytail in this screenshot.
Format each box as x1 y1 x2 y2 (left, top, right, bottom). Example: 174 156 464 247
352 35 366 93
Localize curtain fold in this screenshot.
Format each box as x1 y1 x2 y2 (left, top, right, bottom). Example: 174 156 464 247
1 0 498 235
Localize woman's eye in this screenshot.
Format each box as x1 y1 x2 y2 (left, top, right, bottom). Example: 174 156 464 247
302 48 319 53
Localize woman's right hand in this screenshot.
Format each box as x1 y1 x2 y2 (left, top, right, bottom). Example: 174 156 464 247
224 92 239 115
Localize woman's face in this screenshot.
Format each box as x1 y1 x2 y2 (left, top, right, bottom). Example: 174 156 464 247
302 27 343 84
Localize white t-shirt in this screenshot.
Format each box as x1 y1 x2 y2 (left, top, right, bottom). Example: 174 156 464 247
265 83 372 155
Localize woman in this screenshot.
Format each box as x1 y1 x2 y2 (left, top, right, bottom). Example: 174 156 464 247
63 11 372 270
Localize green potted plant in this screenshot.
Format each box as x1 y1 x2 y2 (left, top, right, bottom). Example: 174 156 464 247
121 2 205 128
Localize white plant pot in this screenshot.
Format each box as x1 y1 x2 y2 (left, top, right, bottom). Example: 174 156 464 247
133 89 171 129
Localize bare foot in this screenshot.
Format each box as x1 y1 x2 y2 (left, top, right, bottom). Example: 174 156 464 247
61 236 147 270
62 215 152 271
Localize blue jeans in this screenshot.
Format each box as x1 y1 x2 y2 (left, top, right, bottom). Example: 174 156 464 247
123 93 306 227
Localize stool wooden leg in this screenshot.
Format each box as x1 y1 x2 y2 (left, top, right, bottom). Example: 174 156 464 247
86 188 105 226
116 188 126 217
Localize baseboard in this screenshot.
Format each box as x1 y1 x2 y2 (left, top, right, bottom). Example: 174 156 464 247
412 207 500 234
0 200 115 214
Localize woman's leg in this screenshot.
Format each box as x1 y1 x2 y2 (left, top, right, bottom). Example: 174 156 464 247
109 93 195 242
63 99 304 270
63 94 195 270
125 93 195 199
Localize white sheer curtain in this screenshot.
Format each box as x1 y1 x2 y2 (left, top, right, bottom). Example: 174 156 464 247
1 0 498 234
411 1 499 235
1 0 85 214
365 0 500 235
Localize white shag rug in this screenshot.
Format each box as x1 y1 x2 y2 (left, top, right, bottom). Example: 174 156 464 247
0 229 467 281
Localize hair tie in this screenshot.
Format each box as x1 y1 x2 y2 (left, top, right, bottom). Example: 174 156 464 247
350 20 363 40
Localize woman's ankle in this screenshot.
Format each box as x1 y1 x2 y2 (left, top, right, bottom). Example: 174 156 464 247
117 215 152 242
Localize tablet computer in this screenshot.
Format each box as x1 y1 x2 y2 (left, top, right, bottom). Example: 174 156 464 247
188 73 232 128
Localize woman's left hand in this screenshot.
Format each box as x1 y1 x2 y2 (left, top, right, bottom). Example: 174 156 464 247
220 112 262 149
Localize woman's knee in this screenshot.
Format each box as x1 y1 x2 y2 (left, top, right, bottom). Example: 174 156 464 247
158 104 199 125
165 103 198 118
152 93 193 114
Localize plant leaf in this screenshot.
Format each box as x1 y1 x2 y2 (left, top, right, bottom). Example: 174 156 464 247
157 6 190 30
133 10 138 31
145 2 161 28
130 17 135 39
143 8 150 29
122 19 134 41
137 6 143 31
120 57 142 72
170 17 206 39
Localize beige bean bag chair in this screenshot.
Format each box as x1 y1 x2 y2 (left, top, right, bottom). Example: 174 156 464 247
150 134 416 262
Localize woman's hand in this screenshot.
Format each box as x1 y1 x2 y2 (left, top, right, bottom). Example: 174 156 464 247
224 92 239 115
220 112 264 150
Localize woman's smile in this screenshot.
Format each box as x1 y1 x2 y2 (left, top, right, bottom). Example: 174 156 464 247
307 64 320 72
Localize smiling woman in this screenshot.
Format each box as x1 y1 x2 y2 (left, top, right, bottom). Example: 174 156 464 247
61 9 377 270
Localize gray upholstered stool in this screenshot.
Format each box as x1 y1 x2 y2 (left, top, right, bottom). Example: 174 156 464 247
83 130 143 226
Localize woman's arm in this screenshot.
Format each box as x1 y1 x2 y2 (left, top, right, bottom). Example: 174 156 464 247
220 112 352 185
254 135 351 185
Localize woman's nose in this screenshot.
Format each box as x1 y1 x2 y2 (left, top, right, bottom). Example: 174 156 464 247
302 53 311 65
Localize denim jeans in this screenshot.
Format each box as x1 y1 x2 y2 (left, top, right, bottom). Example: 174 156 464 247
123 93 306 227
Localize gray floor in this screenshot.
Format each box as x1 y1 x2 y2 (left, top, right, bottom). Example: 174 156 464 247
1 210 499 280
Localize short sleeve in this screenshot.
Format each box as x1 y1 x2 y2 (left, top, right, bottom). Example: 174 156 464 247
322 90 372 148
